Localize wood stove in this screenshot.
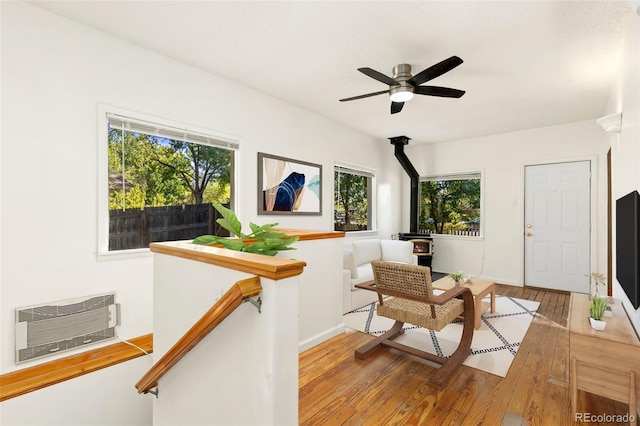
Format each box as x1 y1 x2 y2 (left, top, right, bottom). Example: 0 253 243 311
398 233 433 268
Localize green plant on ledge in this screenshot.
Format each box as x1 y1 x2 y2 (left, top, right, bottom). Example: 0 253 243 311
448 272 466 285
589 294 607 321
192 203 298 256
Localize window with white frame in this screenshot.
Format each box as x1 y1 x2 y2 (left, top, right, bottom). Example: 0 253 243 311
334 164 374 232
419 172 482 236
101 111 238 252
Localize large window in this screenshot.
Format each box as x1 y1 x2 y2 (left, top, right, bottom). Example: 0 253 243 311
334 164 374 232
419 172 481 236
100 110 238 253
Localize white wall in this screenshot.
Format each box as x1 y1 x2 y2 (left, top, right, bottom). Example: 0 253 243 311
404 120 610 286
0 3 396 424
285 237 345 352
0 356 153 426
609 0 640 335
151 250 299 425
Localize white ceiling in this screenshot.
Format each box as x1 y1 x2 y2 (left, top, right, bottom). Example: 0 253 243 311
30 0 632 144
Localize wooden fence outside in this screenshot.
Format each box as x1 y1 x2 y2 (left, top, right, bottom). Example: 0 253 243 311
109 203 230 251
446 229 481 237
419 225 480 237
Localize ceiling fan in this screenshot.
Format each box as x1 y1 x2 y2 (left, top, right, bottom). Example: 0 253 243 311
339 56 465 114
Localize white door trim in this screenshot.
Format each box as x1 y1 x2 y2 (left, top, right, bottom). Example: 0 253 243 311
518 155 599 287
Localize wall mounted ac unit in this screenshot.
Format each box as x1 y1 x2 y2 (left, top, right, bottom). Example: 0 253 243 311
15 293 120 363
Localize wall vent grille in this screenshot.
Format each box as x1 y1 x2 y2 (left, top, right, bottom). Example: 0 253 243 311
15 293 119 363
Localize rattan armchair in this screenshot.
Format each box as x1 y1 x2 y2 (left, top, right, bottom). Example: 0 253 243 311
354 260 475 390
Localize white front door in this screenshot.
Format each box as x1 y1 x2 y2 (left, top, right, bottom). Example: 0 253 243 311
524 161 590 292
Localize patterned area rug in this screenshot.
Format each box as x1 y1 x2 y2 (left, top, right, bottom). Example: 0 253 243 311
343 295 539 377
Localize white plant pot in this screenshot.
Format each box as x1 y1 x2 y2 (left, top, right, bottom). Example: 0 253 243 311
589 317 606 331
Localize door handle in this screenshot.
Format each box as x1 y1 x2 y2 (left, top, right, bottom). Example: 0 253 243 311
526 232 533 237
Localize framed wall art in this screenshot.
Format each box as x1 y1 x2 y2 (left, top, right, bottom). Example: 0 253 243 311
258 152 322 215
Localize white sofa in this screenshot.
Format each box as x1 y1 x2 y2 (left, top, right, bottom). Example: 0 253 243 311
342 239 417 314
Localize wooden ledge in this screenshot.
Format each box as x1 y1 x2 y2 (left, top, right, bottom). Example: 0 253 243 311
272 229 345 241
0 334 153 402
150 229 344 279
150 241 306 280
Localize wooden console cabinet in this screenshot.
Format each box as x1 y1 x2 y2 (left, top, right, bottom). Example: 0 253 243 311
569 293 640 425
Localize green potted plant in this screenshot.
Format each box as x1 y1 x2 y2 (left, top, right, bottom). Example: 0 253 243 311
448 271 466 285
192 203 298 256
588 294 607 330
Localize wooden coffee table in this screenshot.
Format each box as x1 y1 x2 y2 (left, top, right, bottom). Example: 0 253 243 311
432 277 496 329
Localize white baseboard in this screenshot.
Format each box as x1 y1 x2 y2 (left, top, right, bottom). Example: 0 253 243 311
298 324 345 353
477 276 521 286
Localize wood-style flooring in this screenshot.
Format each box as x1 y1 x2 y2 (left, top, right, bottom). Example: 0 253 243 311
299 284 635 425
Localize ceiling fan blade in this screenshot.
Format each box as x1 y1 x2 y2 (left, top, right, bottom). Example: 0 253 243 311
391 101 404 114
358 67 400 86
339 90 389 102
408 56 463 86
414 85 465 98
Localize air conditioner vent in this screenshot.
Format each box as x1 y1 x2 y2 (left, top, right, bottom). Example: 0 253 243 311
15 293 119 363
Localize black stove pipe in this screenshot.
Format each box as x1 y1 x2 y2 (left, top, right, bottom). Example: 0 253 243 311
389 136 419 233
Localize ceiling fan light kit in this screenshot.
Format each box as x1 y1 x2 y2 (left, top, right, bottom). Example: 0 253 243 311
340 56 465 114
389 64 415 103
389 87 414 103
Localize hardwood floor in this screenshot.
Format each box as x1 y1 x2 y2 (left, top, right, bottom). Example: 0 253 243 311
299 284 634 425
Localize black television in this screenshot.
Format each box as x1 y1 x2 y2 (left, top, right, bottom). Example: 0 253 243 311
616 190 640 310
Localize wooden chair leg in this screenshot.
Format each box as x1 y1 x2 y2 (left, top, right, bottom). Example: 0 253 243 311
355 321 404 360
427 290 475 389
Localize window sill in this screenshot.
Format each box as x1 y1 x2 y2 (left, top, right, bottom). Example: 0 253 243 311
97 248 153 262
341 230 377 236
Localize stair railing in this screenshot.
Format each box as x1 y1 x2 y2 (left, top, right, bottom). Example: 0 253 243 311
135 276 262 394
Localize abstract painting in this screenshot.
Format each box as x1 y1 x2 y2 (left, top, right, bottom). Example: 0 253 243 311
258 152 322 215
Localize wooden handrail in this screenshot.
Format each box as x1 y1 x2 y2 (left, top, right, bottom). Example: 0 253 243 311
135 276 262 394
